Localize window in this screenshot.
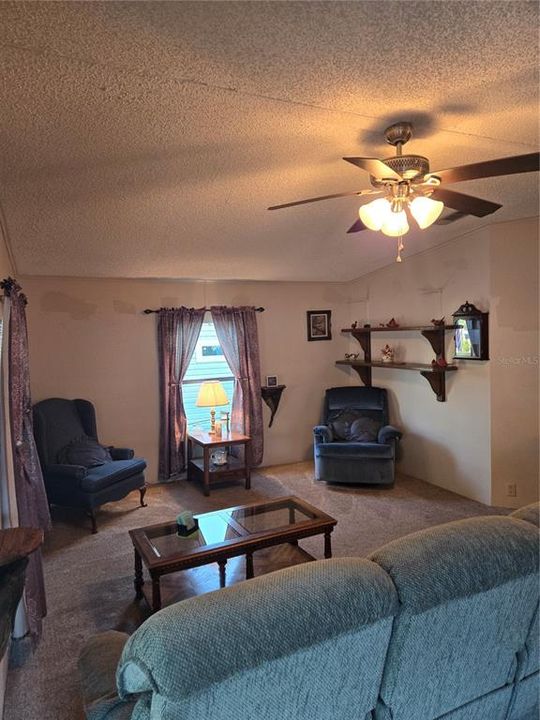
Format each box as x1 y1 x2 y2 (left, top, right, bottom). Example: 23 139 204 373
182 318 234 431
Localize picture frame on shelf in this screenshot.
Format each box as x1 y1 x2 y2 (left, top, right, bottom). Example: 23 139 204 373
266 375 278 387
307 310 332 341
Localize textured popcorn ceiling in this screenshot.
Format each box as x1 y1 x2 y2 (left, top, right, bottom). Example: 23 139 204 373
0 1 538 281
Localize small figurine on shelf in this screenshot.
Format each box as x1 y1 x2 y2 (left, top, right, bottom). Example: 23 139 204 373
381 344 394 363
431 357 448 368
431 317 445 326
345 352 359 360
386 318 400 328
351 321 358 329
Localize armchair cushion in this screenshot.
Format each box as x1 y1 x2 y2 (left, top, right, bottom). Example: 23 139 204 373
109 448 135 461
58 436 113 468
81 459 147 493
327 409 381 442
316 442 394 460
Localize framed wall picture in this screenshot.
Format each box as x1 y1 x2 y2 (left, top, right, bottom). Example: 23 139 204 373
307 310 332 341
266 375 278 387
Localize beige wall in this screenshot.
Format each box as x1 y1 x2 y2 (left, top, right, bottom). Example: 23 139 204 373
489 218 539 507
20 217 539 506
346 216 539 507
346 228 493 504
22 277 349 482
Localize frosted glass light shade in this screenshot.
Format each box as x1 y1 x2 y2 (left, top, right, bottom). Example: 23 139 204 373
359 198 391 231
410 196 444 229
196 380 229 408
381 210 409 237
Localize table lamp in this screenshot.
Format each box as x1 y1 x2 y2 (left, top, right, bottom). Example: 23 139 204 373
196 380 229 434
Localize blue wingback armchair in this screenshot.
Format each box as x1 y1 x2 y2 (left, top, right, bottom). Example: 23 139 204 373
33 398 147 533
314 386 401 486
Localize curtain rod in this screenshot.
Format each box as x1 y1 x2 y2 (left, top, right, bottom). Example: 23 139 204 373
143 306 265 314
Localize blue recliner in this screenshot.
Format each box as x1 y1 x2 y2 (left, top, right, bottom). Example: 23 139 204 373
33 398 147 533
314 386 401 486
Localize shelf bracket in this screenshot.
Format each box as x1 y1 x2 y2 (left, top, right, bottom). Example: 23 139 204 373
352 365 372 387
351 330 371 360
261 385 286 427
420 371 446 402
421 327 446 359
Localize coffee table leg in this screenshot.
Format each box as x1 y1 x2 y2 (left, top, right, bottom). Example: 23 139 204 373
246 552 254 580
324 530 333 559
218 559 227 588
151 574 161 612
134 548 144 599
203 447 210 496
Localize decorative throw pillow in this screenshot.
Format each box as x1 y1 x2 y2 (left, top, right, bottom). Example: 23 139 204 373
57 436 113 468
328 409 381 442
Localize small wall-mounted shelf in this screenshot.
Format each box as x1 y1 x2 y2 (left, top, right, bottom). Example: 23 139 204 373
338 325 459 402
261 385 286 427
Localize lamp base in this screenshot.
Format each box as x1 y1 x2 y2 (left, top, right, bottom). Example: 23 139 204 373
209 408 216 434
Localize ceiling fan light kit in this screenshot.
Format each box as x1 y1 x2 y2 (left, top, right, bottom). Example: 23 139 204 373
268 121 539 263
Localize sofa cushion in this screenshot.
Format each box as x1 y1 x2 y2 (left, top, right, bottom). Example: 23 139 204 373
510 502 540 528
80 458 147 493
58 436 113 468
369 516 540 720
327 409 381 442
117 558 398 704
78 630 136 720
316 442 393 460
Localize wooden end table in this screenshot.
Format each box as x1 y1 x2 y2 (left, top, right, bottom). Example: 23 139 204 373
187 429 251 496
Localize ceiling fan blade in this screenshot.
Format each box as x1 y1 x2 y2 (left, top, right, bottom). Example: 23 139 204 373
347 218 368 233
427 152 539 185
268 189 378 211
430 188 502 217
343 157 402 181
435 211 468 226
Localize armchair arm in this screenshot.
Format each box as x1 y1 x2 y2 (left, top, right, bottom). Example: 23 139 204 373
45 464 87 481
313 425 333 444
109 447 135 461
378 425 402 445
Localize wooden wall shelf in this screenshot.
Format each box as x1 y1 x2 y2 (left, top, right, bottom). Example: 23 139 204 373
338 325 458 402
261 385 286 427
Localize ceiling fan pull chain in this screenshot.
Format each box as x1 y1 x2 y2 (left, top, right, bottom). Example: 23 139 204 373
396 236 404 263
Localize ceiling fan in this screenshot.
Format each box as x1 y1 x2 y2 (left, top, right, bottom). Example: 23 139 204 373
268 122 540 261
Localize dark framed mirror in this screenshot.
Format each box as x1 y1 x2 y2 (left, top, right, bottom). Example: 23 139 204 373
453 301 489 361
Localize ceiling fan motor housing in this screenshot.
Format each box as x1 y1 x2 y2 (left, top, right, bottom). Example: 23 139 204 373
370 154 430 187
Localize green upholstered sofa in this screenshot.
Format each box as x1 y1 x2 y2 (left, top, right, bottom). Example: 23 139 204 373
79 503 540 720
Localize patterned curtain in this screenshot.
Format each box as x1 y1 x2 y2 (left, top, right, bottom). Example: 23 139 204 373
157 307 205 480
210 306 263 466
0 277 51 642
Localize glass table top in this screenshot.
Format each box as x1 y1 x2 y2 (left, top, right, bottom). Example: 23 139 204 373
140 498 318 561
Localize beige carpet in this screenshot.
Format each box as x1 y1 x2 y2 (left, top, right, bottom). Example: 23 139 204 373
5 462 507 720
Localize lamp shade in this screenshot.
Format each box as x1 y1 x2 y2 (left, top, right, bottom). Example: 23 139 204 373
359 198 392 231
196 380 229 408
381 210 409 237
409 196 444 229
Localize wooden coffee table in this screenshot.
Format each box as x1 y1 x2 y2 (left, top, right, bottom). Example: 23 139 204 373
129 496 337 612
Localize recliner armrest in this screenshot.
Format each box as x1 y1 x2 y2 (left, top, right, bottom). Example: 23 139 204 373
378 425 402 445
45 464 87 481
313 425 333 444
109 447 135 461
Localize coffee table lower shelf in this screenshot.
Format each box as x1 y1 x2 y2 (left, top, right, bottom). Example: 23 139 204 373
138 544 315 610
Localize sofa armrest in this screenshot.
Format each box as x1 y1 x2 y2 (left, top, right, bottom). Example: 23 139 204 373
78 631 136 720
109 448 135 461
45 464 87 481
313 425 333 444
377 425 402 445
